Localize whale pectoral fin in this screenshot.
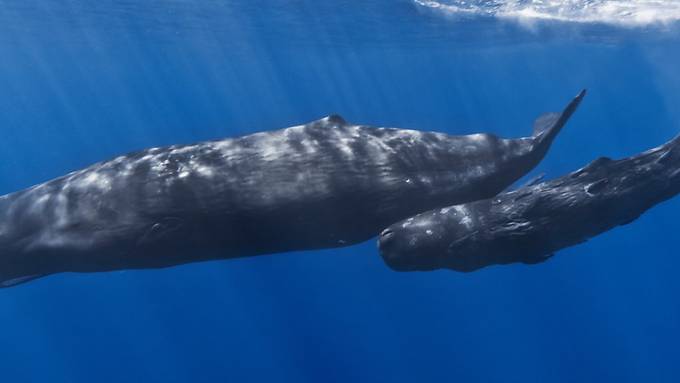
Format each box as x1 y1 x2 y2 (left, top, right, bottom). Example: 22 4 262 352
519 173 546 189
504 173 546 193
1 274 47 288
524 173 546 187
533 113 561 136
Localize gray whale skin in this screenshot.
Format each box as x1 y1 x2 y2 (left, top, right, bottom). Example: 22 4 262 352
0 92 584 287
379 133 680 272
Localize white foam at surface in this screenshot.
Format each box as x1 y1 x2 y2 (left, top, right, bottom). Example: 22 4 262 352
414 0 680 26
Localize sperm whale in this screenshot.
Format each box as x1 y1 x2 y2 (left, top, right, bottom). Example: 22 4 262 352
0 91 584 287
379 132 680 272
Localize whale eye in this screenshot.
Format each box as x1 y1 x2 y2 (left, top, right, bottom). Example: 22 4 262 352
137 217 184 245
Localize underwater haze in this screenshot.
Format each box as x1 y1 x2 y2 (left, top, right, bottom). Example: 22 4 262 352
1 1 680 382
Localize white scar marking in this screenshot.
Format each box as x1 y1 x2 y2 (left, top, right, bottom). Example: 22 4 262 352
77 172 112 191
194 164 214 177
338 137 354 157
170 144 199 155
53 193 69 227
119 162 134 177
395 129 424 143
454 205 473 228
300 139 319 154
35 194 49 204
30 194 50 214
151 159 171 173
257 132 292 161
212 140 236 153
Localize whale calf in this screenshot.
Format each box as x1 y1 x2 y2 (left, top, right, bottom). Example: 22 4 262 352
379 133 680 272
0 91 584 287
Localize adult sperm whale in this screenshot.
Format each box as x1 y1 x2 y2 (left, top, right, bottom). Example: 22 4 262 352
379 132 680 272
0 91 584 287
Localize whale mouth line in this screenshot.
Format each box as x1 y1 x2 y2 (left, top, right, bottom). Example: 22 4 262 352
0 273 47 288
378 228 395 246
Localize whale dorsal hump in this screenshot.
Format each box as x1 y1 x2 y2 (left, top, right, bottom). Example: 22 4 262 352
308 115 347 128
533 112 561 136
324 114 346 125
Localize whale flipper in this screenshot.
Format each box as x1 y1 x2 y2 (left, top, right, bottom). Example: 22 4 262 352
522 173 546 188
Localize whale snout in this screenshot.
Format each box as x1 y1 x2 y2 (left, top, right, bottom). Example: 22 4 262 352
378 225 437 272
377 227 409 270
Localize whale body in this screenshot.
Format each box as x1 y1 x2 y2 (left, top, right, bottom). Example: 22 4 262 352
379 132 680 272
0 91 584 287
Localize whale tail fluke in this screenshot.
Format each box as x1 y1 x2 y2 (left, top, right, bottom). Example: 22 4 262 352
533 89 586 148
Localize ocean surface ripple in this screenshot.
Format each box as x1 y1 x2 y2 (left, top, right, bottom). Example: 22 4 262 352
414 0 680 26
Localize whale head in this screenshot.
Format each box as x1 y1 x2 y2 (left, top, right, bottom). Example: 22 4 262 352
378 205 483 272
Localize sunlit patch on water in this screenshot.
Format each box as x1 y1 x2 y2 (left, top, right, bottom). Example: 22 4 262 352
414 0 680 26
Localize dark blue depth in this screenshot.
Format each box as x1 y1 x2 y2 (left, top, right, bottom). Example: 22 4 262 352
0 1 679 382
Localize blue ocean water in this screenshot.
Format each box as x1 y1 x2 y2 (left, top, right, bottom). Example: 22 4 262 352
1 1 679 382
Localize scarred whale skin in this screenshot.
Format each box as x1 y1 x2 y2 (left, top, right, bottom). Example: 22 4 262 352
0 91 584 287
379 133 680 272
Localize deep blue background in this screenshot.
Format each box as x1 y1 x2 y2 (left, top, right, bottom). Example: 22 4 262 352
1 1 679 382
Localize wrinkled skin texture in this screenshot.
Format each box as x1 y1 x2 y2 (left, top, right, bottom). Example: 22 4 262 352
0 92 583 287
379 135 680 272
